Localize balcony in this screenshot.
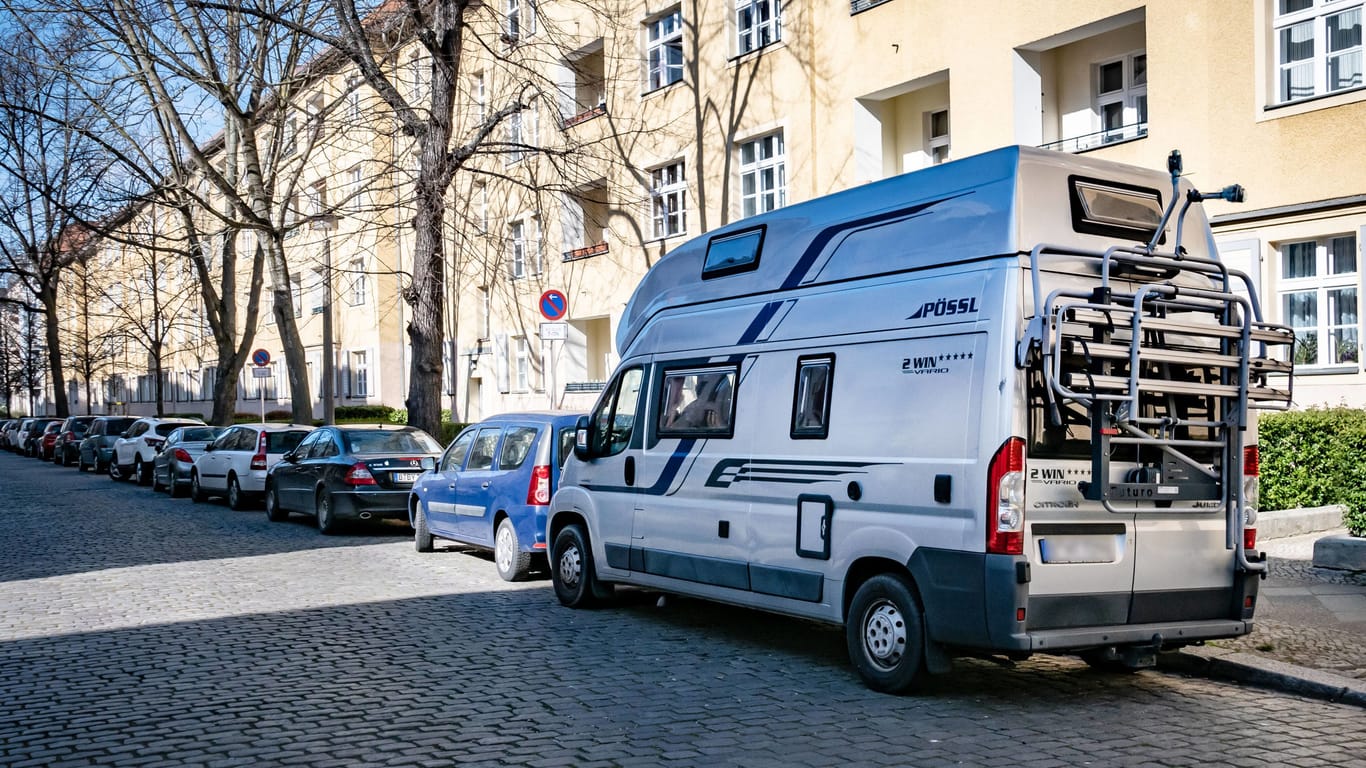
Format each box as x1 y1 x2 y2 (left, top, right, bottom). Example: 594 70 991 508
1040 122 1147 154
562 102 607 129
850 0 892 13
563 241 608 262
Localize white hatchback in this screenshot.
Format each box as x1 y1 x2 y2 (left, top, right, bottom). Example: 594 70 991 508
191 423 314 509
110 417 207 484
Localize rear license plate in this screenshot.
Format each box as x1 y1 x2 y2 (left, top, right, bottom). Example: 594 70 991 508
392 472 420 483
1039 536 1117 564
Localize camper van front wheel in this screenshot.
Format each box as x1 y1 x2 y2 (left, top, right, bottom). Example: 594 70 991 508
551 523 614 607
846 574 926 693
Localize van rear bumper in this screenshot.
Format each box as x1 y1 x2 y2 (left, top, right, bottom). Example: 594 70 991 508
1014 619 1252 653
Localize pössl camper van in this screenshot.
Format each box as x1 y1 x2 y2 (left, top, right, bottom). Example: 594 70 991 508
547 146 1293 693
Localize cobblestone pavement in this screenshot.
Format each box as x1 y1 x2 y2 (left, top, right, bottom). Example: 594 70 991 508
2 452 1364 767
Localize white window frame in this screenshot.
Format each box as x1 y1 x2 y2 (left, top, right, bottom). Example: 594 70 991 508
347 165 363 212
647 10 684 91
1094 51 1148 143
650 160 687 239
509 216 542 279
514 336 531 392
473 72 486 123
505 106 537 165
1274 0 1364 105
350 258 368 305
351 350 370 397
735 0 782 56
505 0 537 43
1278 233 1360 369
738 130 786 218
291 272 303 318
346 75 361 121
925 108 950 165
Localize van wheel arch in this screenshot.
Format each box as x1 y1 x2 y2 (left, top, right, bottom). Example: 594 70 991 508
843 557 922 623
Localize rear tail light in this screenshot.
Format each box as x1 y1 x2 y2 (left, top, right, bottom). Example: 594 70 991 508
250 431 268 470
527 465 551 505
173 448 193 463
344 462 376 486
1242 445 1259 550
987 437 1026 555
145 437 163 449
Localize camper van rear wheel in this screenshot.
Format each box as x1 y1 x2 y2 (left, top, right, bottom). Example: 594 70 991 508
846 573 926 693
551 523 613 607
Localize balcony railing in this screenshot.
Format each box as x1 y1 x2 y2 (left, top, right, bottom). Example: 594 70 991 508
563 241 608 262
851 0 893 13
1040 122 1147 154
562 102 607 129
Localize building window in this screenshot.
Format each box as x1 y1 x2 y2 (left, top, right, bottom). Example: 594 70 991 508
735 0 782 55
647 10 684 91
514 337 531 391
505 106 537 164
350 258 367 305
473 72 486 122
346 76 361 121
651 161 687 239
291 273 303 318
408 52 428 103
347 165 363 211
351 350 370 397
1275 0 1363 104
1279 234 1359 367
505 0 536 43
926 109 950 165
739 131 786 218
509 217 542 278
476 182 488 232
1095 52 1147 143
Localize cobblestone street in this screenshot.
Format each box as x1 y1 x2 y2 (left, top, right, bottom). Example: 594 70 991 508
2 452 1363 767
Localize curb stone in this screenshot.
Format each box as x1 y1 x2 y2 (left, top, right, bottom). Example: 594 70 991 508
1158 645 1366 708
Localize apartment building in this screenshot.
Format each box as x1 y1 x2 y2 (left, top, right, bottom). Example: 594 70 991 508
66 0 1365 421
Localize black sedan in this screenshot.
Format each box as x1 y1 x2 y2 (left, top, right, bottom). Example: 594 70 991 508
264 424 440 534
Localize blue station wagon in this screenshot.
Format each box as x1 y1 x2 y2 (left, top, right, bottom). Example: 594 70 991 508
409 412 581 581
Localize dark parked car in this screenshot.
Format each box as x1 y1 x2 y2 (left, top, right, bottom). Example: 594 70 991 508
0 419 18 450
77 416 138 473
264 424 442 534
22 419 60 457
409 412 581 580
152 425 226 497
52 415 100 466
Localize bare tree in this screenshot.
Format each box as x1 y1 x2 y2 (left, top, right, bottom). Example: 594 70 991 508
59 257 122 414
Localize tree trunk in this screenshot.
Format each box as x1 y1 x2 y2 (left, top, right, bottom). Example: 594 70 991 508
404 139 451 440
41 284 69 418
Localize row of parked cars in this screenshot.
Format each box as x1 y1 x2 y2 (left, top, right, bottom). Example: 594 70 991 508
2 411 581 582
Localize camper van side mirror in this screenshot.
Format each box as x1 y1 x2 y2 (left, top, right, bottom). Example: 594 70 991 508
573 415 594 462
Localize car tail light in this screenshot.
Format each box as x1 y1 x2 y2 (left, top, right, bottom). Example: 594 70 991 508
173 448 193 463
250 431 268 470
145 437 163 449
987 437 1026 556
526 464 551 505
1242 445 1259 551
344 462 376 486
62 431 76 443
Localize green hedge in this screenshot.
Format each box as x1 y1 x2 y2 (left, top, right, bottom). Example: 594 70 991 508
1260 407 1366 536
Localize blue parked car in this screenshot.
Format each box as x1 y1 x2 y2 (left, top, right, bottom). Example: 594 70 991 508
409 412 581 581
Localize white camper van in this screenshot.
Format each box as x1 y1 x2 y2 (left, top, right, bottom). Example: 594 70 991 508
547 146 1293 693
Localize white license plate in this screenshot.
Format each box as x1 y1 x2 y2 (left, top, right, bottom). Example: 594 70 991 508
1039 536 1117 564
392 472 420 483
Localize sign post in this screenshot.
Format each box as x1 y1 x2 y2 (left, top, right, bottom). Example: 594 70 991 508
538 291 569 408
251 349 271 423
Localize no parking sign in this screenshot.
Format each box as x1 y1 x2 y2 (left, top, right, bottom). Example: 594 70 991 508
539 290 568 321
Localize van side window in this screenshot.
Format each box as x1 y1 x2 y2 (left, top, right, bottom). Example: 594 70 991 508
658 366 738 437
467 428 502 470
791 355 833 439
592 367 643 456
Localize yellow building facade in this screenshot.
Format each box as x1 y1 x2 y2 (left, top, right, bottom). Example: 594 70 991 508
70 0 1366 421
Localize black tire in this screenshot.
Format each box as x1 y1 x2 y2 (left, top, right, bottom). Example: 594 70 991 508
169 478 187 498
413 502 433 552
550 523 613 607
265 483 289 522
134 458 150 486
77 453 88 472
315 490 340 535
227 475 248 510
495 517 532 582
150 465 165 493
846 573 927 694
109 459 125 482
190 472 207 503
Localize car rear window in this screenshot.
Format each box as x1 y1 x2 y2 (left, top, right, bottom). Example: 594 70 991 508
156 423 199 437
181 427 221 442
267 431 309 453
343 429 442 455
108 418 137 432
498 427 538 470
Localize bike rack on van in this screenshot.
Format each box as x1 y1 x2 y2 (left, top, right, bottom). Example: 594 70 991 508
1017 152 1294 573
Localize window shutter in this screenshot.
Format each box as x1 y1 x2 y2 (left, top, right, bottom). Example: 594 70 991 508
495 334 510 393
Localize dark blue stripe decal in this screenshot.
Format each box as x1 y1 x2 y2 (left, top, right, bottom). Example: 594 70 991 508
581 439 698 496
738 301 784 345
779 192 973 290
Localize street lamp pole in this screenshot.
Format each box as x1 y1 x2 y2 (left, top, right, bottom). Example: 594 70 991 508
312 215 339 424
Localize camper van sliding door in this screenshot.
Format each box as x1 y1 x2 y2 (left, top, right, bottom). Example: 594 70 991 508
627 359 752 591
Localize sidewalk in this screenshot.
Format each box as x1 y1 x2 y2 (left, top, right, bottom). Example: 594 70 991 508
1157 526 1366 706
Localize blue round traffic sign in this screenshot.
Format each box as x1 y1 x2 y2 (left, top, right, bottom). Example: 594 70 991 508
252 348 271 367
539 290 568 321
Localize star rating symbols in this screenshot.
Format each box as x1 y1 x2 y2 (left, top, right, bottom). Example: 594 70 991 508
936 351 976 363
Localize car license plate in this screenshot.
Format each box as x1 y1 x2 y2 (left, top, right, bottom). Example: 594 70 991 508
1039 535 1117 564
393 472 420 483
